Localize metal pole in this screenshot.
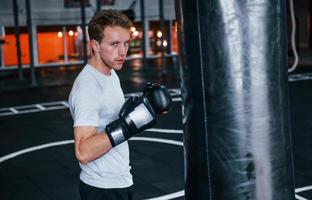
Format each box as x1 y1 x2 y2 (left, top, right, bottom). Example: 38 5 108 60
63 26 68 63
13 0 24 80
159 0 166 75
96 0 101 11
310 0 312 47
0 27 4 68
140 0 146 61
80 0 88 65
25 0 36 86
167 20 172 55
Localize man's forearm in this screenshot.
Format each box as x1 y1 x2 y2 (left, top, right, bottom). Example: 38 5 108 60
76 133 112 164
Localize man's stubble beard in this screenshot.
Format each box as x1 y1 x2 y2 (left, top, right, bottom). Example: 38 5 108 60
100 55 115 71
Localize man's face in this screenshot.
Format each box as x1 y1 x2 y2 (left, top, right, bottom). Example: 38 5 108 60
97 26 131 71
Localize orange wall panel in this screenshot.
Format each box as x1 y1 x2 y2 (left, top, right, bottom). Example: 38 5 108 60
172 22 179 53
3 34 30 66
66 35 77 58
37 32 64 64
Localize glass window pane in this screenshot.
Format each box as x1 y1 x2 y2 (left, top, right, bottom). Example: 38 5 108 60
64 0 90 8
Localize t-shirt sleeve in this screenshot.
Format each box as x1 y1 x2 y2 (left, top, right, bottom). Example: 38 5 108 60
70 83 100 127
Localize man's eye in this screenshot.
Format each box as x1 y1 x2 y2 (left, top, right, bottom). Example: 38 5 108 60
112 43 118 47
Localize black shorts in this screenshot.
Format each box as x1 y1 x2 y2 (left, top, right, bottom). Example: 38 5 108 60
79 180 134 200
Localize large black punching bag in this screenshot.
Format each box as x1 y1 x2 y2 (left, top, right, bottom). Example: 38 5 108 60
175 0 295 199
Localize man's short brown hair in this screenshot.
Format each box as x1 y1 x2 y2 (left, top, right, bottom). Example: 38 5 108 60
88 9 133 43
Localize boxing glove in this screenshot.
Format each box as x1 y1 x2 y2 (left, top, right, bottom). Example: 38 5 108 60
105 96 157 147
143 83 172 114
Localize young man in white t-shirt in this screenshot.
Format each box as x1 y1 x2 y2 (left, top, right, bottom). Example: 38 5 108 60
68 10 135 200
69 9 172 200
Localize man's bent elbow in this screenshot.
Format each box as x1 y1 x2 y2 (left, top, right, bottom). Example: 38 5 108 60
75 151 90 165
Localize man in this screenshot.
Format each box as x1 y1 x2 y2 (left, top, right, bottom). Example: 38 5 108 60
68 9 134 200
68 10 171 200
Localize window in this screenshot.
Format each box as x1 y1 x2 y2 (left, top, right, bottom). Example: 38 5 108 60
100 0 115 5
64 0 90 8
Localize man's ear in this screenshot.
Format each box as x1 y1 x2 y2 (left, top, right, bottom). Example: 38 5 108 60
90 39 100 53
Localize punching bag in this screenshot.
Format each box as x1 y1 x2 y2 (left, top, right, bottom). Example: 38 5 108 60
176 0 295 199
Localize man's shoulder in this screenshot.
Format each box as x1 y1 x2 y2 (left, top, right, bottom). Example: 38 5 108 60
76 65 94 81
74 66 99 86
71 67 100 94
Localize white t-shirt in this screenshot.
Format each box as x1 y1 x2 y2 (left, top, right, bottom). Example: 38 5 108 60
68 64 133 188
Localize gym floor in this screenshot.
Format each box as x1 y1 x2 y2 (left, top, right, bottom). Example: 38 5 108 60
0 58 311 200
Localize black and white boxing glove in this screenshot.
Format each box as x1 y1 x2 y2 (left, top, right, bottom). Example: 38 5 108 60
143 83 172 114
105 96 157 147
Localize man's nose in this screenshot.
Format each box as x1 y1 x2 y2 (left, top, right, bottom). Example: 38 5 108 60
118 45 126 55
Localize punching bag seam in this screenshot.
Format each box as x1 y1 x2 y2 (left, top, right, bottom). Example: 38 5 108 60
195 0 213 199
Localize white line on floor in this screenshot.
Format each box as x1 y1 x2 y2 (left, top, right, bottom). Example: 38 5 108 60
146 128 183 134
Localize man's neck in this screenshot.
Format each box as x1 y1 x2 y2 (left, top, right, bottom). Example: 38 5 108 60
88 57 112 76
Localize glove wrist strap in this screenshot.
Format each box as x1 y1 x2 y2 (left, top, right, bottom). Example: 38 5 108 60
106 119 126 147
